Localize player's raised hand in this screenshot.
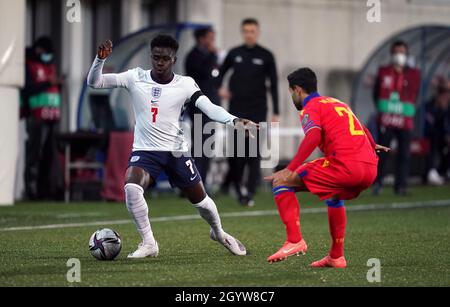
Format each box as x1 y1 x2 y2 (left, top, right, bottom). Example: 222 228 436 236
97 39 113 60
375 144 391 153
234 118 259 138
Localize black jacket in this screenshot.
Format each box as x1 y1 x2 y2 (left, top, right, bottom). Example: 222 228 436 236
185 46 220 114
219 44 279 121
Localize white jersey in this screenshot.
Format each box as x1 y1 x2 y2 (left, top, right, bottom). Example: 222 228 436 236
87 57 237 153
118 68 199 152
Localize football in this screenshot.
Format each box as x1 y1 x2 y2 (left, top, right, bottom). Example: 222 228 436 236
89 228 122 261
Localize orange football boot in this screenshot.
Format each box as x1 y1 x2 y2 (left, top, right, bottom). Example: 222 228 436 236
310 255 347 268
267 239 308 263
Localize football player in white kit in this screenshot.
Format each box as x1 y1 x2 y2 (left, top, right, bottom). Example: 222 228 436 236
87 35 257 258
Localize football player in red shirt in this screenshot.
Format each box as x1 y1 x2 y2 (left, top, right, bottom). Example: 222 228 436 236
265 68 390 268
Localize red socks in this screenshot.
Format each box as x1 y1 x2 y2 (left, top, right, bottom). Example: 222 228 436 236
272 189 346 258
326 200 347 259
273 188 302 243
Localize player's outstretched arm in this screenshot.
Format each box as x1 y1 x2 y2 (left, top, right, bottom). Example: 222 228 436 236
287 128 321 171
264 128 321 184
195 95 259 135
87 40 130 89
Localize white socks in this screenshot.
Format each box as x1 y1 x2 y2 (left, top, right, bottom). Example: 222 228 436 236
124 183 156 246
125 186 222 245
192 195 224 237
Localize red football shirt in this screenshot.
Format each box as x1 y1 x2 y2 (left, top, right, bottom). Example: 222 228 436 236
300 95 378 165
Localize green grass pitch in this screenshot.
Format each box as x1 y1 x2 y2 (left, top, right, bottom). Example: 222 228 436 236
0 186 449 287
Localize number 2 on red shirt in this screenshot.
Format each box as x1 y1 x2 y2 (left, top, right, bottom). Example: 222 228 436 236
334 106 364 136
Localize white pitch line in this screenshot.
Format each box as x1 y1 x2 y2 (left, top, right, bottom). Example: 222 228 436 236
0 199 449 232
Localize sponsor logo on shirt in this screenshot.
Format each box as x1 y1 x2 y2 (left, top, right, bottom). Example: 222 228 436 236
234 56 243 63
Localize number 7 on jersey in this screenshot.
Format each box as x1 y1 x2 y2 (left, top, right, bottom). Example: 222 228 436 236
151 107 158 123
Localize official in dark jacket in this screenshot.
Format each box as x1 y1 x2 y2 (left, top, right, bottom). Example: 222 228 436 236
219 18 279 206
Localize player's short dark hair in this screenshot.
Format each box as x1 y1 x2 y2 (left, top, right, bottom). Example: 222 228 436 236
151 34 179 53
241 18 259 27
194 27 214 42
390 40 408 54
287 68 318 94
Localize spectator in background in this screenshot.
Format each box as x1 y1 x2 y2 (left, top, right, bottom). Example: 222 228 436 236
372 40 421 196
218 18 279 206
185 27 221 189
424 78 450 185
22 36 64 200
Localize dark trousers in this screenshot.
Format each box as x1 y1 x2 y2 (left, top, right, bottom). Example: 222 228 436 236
375 127 412 191
222 104 266 199
25 118 63 200
223 130 262 199
194 156 210 186
235 152 261 198
425 129 449 177
190 114 214 187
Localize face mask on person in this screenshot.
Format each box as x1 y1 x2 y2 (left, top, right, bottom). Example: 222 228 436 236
392 53 407 67
40 53 53 63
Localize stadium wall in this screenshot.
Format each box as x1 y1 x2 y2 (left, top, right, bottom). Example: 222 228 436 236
0 0 25 205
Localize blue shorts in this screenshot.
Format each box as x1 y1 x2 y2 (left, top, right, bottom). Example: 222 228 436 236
128 151 202 189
